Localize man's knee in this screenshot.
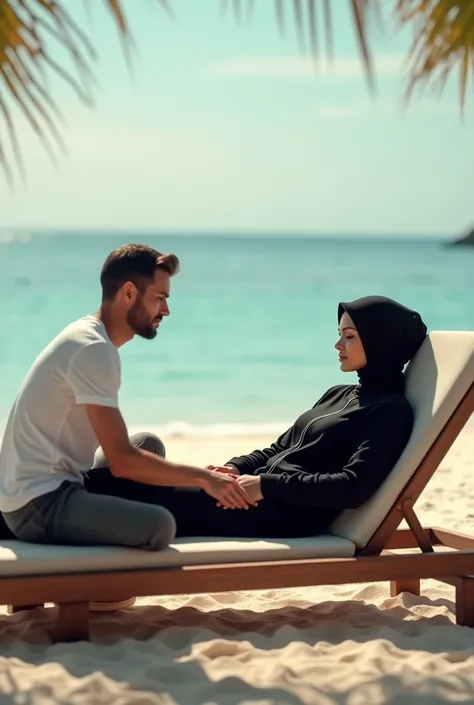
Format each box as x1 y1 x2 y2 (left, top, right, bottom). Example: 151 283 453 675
93 431 166 469
145 506 176 551
129 432 166 458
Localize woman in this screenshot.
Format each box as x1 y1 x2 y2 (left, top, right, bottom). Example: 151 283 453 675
82 295 427 539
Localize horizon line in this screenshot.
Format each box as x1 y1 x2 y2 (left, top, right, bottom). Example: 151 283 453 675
0 228 455 240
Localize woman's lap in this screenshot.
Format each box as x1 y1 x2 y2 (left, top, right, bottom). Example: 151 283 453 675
84 468 328 538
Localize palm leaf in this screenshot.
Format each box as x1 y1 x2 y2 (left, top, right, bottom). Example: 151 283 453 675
0 0 170 186
221 0 474 104
0 0 97 186
221 1 378 87
397 0 474 112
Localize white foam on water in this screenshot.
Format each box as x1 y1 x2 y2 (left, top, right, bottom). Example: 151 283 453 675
128 420 293 439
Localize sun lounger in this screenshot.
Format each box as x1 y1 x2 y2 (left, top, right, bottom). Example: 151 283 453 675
1 331 473 642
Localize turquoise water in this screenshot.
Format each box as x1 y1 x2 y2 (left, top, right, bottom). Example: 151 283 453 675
1 232 473 434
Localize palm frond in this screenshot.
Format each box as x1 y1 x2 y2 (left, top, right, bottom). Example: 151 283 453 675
396 0 474 112
223 1 378 89
0 0 170 186
0 0 97 186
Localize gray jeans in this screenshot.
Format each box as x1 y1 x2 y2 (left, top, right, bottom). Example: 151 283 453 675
2 433 176 551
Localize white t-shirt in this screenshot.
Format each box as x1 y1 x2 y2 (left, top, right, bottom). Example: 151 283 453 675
0 316 121 512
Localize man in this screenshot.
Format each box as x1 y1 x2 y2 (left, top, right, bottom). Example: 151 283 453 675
0 244 253 553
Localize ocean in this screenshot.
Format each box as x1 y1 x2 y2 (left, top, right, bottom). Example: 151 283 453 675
1 232 473 436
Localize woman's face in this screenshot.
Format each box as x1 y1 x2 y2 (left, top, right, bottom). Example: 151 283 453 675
335 311 367 372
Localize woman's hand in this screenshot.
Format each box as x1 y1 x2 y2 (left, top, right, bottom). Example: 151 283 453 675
237 474 263 504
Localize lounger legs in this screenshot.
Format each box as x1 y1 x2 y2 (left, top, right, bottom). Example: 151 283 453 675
53 603 90 643
455 577 474 627
390 579 421 597
7 604 44 614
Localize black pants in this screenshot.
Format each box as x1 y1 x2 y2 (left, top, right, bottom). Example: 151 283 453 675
85 433 331 539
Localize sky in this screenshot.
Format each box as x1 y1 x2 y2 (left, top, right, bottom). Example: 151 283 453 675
0 0 472 236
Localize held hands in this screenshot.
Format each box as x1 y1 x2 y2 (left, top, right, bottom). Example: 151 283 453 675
205 464 263 509
200 470 257 510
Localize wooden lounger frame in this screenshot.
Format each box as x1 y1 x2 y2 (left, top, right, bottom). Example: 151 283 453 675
1 384 473 643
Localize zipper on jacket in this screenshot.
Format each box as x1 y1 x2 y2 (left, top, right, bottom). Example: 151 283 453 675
264 395 357 474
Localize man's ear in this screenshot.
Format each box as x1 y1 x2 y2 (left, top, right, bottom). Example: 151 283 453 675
121 281 136 302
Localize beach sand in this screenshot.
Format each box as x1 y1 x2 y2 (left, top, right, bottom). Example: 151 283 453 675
1 428 473 704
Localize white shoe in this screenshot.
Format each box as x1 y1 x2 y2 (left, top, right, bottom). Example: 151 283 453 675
89 597 137 612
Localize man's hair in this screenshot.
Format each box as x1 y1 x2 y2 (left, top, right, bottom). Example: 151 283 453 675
100 244 180 301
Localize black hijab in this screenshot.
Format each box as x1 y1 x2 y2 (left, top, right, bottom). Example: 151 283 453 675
338 295 428 393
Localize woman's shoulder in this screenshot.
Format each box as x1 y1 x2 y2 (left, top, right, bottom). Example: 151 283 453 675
370 391 413 419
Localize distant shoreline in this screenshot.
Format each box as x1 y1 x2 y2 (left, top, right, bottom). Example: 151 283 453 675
0 229 452 242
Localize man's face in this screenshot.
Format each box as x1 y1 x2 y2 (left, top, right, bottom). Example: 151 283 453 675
126 269 170 340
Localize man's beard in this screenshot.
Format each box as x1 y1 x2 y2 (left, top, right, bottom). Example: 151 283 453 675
126 298 161 340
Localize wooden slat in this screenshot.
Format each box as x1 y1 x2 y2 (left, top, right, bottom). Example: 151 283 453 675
400 500 434 552
390 578 420 597
456 577 474 627
1 549 474 606
430 527 474 551
436 577 461 589
384 528 435 550
54 603 89 642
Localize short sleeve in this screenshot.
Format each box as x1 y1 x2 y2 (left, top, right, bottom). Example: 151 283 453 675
68 342 121 408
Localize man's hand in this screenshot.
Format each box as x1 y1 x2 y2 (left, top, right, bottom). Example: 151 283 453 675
206 463 240 476
199 471 255 509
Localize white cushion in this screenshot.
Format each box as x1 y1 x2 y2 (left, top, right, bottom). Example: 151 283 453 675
0 534 355 577
331 330 474 548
